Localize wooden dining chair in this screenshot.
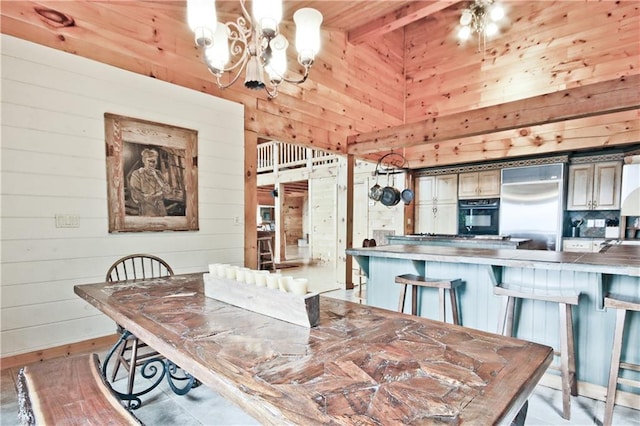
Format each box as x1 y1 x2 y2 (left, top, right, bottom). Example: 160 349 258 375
105 254 174 399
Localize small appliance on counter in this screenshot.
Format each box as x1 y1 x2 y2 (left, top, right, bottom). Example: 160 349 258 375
605 218 620 239
570 218 583 238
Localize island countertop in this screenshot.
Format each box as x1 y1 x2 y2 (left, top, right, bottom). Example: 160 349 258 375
387 234 533 249
346 244 640 277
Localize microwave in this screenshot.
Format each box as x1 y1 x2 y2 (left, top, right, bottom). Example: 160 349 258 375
458 198 500 235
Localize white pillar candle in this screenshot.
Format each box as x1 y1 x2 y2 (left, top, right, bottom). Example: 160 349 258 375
216 264 229 277
255 271 269 287
289 278 308 295
235 267 249 282
278 276 294 292
266 273 282 289
245 270 256 284
208 263 218 275
225 266 237 280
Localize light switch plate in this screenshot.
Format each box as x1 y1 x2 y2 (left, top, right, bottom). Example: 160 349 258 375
587 219 595 227
595 219 605 227
55 214 80 228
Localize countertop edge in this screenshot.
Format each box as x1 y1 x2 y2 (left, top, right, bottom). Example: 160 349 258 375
346 245 640 277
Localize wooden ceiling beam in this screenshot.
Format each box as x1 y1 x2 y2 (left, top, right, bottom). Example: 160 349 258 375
347 1 458 45
347 74 640 156
401 109 640 169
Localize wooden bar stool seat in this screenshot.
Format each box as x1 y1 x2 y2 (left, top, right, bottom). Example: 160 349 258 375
603 293 640 426
395 273 462 325
494 283 581 420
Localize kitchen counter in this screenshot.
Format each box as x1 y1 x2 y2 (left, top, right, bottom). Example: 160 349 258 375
347 244 640 277
346 244 640 404
387 234 533 249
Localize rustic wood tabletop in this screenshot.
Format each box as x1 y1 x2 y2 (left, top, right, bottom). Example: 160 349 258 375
76 273 553 425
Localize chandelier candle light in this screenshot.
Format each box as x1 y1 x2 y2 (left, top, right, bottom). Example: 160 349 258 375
457 0 505 53
187 0 322 98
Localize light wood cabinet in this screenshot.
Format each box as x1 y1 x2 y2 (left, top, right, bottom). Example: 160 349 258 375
416 175 458 204
415 174 458 234
458 170 500 199
567 162 622 210
416 203 458 235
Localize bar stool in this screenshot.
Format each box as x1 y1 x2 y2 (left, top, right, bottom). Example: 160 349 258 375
354 239 377 300
603 293 640 426
494 283 581 420
395 274 462 324
257 236 275 271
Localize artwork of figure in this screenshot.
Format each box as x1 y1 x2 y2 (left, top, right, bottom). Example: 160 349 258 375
128 148 171 216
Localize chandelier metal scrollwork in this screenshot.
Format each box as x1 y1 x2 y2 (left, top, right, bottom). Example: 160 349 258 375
457 0 506 53
187 0 323 99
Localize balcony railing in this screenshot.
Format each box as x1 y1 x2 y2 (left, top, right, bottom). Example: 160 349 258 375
257 141 338 174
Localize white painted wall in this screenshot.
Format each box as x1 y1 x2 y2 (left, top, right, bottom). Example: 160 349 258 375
0 35 245 357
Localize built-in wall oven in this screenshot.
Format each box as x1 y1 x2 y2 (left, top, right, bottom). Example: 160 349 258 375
458 198 500 235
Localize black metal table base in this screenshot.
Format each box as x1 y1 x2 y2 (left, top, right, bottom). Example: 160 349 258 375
101 331 199 409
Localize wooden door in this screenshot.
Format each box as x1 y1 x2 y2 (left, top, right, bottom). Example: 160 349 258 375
416 204 436 233
434 204 458 234
416 176 436 204
435 174 459 204
567 164 594 210
458 172 479 199
592 161 622 210
477 170 501 197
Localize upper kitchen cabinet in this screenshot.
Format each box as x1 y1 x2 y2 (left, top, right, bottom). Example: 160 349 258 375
416 175 458 204
458 171 500 199
415 174 458 234
567 161 622 210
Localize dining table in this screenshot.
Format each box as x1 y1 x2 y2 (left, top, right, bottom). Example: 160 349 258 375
75 273 553 425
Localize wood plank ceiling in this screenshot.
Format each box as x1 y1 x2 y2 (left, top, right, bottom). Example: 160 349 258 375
1 1 639 169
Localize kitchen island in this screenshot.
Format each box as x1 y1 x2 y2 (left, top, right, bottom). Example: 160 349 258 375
387 234 532 249
346 244 640 407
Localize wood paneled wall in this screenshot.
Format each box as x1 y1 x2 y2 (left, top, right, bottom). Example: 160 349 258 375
0 35 245 357
0 1 405 155
404 1 639 122
1 1 637 162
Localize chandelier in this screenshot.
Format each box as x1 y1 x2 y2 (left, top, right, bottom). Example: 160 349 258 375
187 0 323 99
457 0 505 53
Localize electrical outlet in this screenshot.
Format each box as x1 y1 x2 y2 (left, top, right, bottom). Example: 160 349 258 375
595 219 605 227
587 219 595 228
55 214 80 228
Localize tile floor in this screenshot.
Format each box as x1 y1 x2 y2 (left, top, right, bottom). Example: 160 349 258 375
1 262 639 425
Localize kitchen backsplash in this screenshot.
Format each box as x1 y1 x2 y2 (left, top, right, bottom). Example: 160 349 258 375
564 210 620 238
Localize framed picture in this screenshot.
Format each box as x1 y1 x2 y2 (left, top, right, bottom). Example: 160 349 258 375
105 113 199 232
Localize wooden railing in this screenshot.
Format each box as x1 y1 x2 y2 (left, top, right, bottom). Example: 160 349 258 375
257 141 338 174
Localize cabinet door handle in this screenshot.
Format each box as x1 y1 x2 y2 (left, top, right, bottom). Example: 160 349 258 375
592 200 598 209
587 200 592 209
433 207 437 215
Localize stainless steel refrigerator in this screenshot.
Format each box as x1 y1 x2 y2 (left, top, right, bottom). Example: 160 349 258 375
500 164 565 250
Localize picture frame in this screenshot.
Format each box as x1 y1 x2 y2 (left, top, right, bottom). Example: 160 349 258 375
105 113 199 232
